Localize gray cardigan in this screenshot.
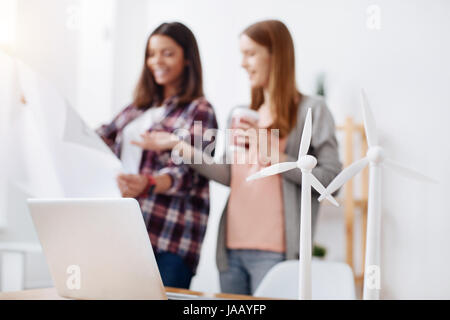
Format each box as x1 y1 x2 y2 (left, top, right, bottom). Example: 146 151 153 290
185 95 342 272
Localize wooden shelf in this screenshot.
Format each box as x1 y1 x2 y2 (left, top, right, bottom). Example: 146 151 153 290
336 117 369 298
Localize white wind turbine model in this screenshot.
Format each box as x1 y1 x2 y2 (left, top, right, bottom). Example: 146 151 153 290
247 108 339 300
318 89 437 300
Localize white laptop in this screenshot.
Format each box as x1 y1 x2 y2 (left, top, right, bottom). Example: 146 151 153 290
27 198 206 300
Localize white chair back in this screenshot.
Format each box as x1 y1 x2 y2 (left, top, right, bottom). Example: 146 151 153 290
254 259 356 300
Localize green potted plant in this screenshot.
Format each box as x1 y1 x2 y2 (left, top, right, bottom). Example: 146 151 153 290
312 244 327 259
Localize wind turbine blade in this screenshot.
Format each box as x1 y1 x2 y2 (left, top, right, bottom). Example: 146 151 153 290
360 89 378 147
246 162 298 182
298 108 312 159
384 159 438 184
310 174 339 207
318 157 369 201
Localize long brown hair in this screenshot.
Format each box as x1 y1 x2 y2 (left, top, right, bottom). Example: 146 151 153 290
133 22 204 108
242 20 301 137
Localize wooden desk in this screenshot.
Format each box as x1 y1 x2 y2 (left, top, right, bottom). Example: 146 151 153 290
0 287 269 300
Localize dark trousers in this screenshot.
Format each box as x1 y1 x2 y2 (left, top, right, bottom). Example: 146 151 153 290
155 251 193 289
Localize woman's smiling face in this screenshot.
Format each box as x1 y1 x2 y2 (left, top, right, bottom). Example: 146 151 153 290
239 34 271 89
147 35 186 89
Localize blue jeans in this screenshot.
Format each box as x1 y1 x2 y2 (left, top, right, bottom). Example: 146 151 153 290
155 252 193 289
219 249 285 295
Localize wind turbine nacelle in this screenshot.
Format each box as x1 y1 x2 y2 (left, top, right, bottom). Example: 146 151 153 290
367 146 385 164
298 155 317 171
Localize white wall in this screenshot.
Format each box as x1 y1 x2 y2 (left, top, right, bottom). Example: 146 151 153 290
111 0 149 116
1 0 449 298
76 0 116 128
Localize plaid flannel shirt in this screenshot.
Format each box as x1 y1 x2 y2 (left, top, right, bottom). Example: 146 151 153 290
97 96 218 273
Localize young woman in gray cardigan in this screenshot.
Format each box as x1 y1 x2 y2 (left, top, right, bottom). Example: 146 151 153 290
133 20 342 295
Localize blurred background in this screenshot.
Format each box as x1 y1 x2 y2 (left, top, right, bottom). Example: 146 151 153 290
0 0 449 299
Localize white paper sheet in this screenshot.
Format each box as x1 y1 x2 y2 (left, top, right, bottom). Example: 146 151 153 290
5 57 123 198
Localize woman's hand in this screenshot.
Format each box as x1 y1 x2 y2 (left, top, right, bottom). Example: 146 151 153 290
117 174 148 198
232 116 283 166
131 131 180 151
233 116 258 131
231 116 259 149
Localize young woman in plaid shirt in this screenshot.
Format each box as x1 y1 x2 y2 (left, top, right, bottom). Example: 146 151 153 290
97 22 218 289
